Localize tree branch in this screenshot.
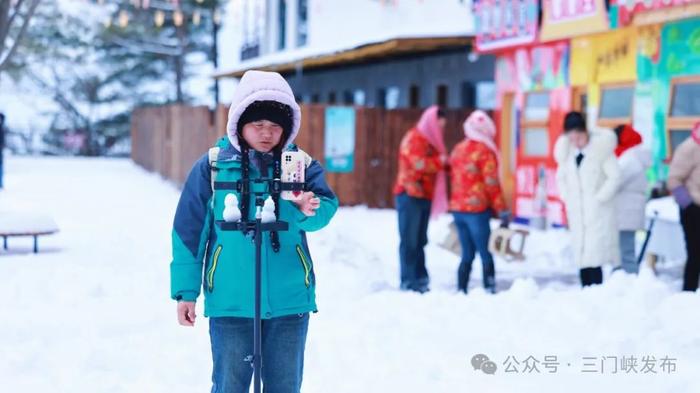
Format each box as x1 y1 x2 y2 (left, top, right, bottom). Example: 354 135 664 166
0 0 41 72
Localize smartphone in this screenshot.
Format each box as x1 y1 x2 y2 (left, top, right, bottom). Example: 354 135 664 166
281 151 306 201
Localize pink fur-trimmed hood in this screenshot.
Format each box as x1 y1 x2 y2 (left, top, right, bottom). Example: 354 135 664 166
225 70 302 151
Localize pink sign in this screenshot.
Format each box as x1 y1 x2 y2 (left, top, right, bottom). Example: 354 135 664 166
544 0 597 23
474 0 539 52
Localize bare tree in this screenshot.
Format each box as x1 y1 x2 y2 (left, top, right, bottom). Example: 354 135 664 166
0 0 41 72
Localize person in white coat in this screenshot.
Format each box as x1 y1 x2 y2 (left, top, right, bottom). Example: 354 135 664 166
613 124 652 274
555 112 621 287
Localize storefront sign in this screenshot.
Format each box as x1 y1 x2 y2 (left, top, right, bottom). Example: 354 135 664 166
473 0 539 52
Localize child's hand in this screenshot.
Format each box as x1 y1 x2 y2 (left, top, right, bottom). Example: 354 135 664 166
293 192 321 217
177 301 196 327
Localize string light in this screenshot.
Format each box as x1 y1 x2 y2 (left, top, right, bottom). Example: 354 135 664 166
154 10 165 27
103 17 112 28
173 10 184 26
213 9 222 25
193 10 201 26
118 10 129 27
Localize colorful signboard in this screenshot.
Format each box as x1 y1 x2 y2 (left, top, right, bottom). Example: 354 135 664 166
473 0 539 52
539 0 610 41
495 42 570 93
613 0 700 26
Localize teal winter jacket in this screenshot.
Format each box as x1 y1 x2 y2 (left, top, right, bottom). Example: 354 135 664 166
170 137 338 318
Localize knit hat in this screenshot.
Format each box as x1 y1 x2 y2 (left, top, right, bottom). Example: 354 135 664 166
237 100 294 149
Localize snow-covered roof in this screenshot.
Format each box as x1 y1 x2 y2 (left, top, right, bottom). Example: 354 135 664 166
215 0 476 78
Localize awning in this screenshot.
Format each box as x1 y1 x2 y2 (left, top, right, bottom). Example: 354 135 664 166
213 36 472 79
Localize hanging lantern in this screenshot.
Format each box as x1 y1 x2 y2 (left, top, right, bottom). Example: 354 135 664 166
196 0 204 3
173 10 184 26
213 9 222 25
119 10 129 28
142 0 150 9
131 0 140 8
103 17 112 28
193 10 201 26
154 10 165 27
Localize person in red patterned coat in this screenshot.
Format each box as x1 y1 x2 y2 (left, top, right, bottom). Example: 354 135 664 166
393 106 448 293
448 110 508 294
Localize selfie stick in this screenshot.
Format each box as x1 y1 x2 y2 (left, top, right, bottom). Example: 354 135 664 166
215 176 306 393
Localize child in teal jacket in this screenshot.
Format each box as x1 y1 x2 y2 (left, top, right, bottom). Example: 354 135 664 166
170 70 338 393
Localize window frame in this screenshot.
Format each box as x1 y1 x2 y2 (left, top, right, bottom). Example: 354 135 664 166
667 75 700 154
520 91 551 158
597 82 635 128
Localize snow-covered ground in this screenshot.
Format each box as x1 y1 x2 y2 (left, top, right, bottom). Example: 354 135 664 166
1 155 698 393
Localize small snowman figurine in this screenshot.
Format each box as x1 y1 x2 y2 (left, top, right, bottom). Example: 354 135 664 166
223 193 242 222
260 196 276 223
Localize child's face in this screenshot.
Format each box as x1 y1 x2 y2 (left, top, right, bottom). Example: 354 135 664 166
241 120 284 152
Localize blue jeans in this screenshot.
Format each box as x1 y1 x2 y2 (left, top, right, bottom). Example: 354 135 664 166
209 313 309 393
619 230 638 274
396 193 431 291
452 211 496 292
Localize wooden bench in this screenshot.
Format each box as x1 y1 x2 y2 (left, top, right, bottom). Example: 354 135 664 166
0 213 59 254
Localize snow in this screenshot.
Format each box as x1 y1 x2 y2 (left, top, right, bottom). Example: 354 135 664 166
1 154 699 392
0 211 59 234
216 0 476 77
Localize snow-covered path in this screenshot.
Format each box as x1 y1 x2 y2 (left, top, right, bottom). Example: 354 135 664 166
1 156 698 393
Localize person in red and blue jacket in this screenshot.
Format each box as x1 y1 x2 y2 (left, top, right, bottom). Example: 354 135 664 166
448 110 508 294
393 106 448 293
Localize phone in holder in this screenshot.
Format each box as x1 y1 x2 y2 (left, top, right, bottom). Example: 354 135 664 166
281 151 306 201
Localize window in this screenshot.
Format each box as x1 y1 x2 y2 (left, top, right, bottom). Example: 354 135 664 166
523 128 550 157
476 81 496 110
354 90 366 106
278 0 286 50
523 92 550 121
328 92 337 104
343 90 354 105
520 91 551 157
667 76 700 153
376 88 386 108
598 84 635 127
410 85 420 108
670 79 700 117
437 84 448 108
461 82 475 108
386 87 400 109
297 0 308 47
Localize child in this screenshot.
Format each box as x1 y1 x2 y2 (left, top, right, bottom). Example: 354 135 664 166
170 70 338 393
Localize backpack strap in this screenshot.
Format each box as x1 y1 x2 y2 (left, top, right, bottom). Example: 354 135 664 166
208 146 221 196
